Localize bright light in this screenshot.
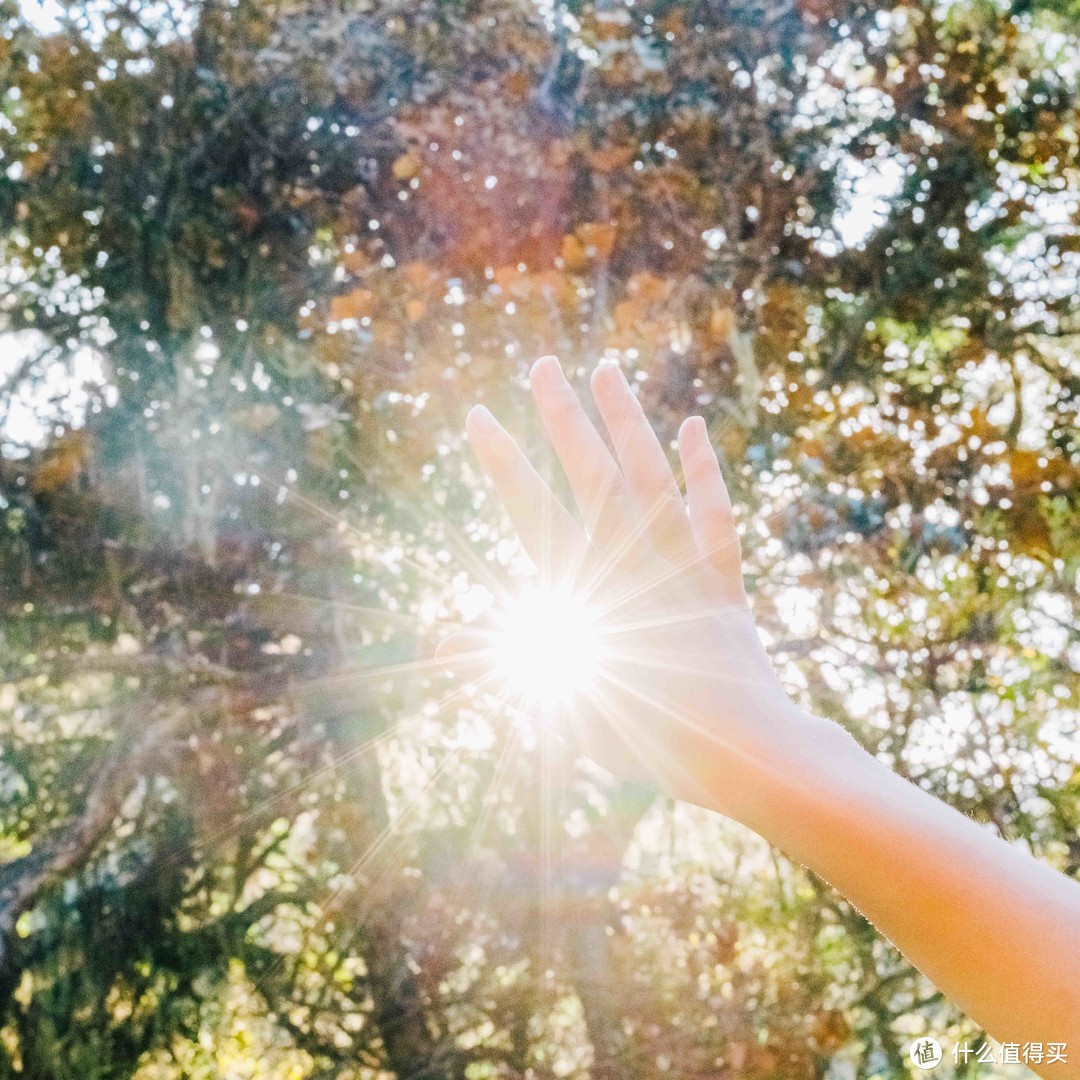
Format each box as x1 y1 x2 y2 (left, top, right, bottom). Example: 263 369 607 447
493 585 604 710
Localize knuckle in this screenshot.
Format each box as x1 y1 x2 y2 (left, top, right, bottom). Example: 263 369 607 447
549 383 582 416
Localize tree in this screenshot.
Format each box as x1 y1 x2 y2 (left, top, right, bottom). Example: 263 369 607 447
1 0 1077 1077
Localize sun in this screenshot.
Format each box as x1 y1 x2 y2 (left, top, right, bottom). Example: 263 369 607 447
492 584 605 711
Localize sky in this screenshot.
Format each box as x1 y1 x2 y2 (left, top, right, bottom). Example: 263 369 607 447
18 0 62 33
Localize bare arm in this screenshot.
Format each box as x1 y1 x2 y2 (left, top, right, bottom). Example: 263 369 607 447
442 355 1080 1075
739 705 1080 1066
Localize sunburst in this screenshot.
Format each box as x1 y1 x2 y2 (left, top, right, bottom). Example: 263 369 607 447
490 583 608 712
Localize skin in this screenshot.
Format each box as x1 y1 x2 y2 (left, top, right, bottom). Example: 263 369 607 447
438 355 1080 1075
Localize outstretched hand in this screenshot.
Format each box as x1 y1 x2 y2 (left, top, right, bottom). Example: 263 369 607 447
441 356 1080 1068
439 355 815 813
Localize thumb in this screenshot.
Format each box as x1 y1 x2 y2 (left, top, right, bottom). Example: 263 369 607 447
434 630 500 684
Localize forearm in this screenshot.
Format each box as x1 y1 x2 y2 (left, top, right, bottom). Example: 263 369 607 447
725 709 1080 1076
461 364 1080 1072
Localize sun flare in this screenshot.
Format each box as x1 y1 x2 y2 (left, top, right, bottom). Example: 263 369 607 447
493 585 605 711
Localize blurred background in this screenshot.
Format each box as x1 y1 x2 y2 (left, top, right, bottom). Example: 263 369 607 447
1 0 1078 1077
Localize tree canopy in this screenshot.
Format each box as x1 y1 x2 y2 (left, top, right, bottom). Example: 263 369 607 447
0 0 1078 1077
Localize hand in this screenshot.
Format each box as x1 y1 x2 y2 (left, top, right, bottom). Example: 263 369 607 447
440 356 818 815
442 358 1080 1064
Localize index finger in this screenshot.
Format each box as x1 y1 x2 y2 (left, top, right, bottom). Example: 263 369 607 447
465 404 586 580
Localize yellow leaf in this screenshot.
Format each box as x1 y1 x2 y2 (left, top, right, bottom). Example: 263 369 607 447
561 233 589 272
30 433 89 494
392 150 422 181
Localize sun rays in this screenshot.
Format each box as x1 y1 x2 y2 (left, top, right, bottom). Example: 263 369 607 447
175 373 795 971
490 584 607 711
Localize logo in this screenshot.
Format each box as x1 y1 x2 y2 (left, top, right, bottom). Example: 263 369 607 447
910 1038 943 1070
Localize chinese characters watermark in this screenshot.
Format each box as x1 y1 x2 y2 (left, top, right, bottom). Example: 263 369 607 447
911 1039 943 1070
908 1039 1069 1070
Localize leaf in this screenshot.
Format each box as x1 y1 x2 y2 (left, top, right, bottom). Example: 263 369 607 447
587 145 633 173
392 149 422 181
329 288 373 322
1008 449 1043 489
30 433 89 494
233 404 280 434
561 233 589 272
502 71 530 99
1007 494 1053 556
576 221 617 260
340 247 369 274
403 261 438 289
708 304 735 344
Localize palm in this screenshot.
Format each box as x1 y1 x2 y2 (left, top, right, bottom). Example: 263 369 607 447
441 357 794 810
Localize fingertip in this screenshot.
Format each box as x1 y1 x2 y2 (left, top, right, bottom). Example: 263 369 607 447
590 358 627 393
466 403 499 440
678 415 708 448
529 354 563 389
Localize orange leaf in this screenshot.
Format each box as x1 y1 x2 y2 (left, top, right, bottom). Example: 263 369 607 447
533 269 576 307
373 320 403 348
503 71 531 99
626 271 669 304
403 261 438 290
1008 449 1043 489
340 248 369 274
339 248 369 274
392 149 422 181
587 145 633 173
493 264 522 291
548 139 574 167
329 288 373 322
576 221 617 260
708 304 735 344
658 9 685 35
561 233 589 273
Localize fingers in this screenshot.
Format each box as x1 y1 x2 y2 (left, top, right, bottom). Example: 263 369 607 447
434 630 500 685
465 404 584 576
589 360 694 559
528 356 638 546
677 416 744 593
469 360 738 598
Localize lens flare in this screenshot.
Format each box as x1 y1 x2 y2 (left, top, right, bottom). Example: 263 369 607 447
493 585 604 710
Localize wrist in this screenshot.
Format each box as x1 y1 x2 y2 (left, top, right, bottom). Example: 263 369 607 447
711 704 873 840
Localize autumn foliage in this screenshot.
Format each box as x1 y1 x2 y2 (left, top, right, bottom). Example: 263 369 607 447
0 0 1078 1078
